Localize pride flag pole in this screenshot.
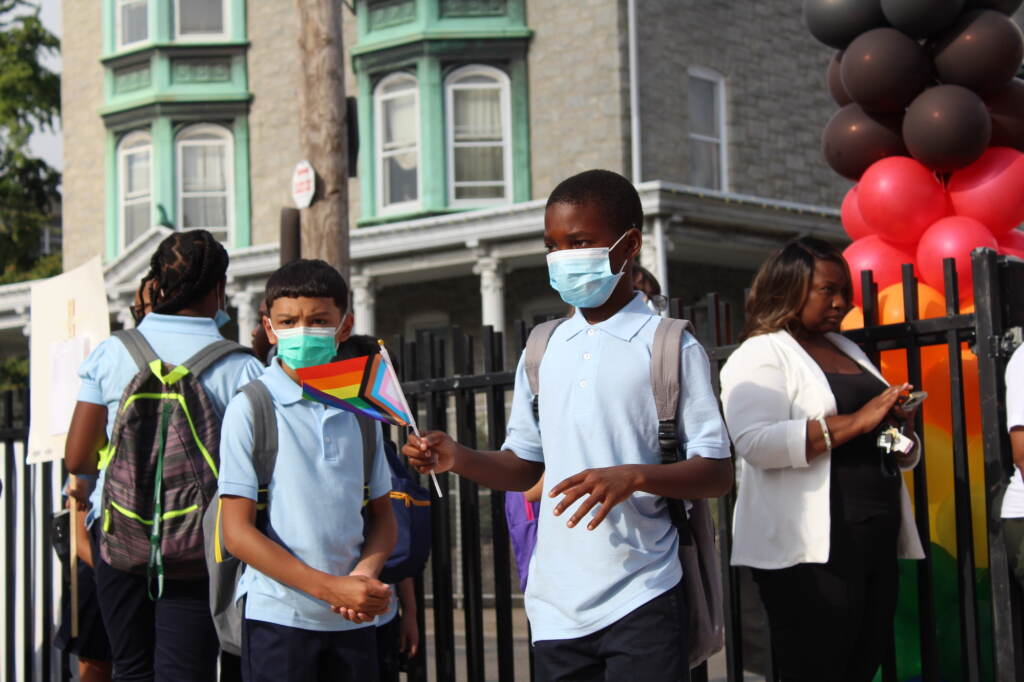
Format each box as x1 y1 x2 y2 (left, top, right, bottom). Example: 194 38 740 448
379 341 443 498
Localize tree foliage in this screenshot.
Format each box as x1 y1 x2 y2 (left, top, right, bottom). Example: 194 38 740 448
0 0 60 274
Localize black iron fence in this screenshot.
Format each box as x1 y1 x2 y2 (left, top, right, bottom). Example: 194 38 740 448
3 249 1023 681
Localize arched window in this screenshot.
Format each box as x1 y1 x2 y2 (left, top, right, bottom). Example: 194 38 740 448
687 66 729 191
117 130 152 249
374 73 420 214
176 124 234 243
175 0 227 40
116 0 148 49
445 65 511 206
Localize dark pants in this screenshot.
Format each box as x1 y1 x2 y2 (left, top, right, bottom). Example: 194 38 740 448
752 514 900 682
1002 517 1024 589
532 581 688 682
90 526 219 682
241 618 379 682
375 615 402 682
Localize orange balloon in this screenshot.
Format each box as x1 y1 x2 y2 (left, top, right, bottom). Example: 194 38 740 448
877 282 947 325
920 343 981 435
842 306 864 330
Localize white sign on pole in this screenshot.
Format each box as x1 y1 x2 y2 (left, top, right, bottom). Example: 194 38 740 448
27 256 111 464
292 160 316 209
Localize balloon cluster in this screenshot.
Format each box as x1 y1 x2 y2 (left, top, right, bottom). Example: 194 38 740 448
805 0 1024 305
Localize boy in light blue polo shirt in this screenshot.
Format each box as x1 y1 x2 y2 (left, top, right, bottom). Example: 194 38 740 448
403 170 733 681
218 259 396 682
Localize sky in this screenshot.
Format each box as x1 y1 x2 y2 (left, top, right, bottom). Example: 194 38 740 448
26 0 62 172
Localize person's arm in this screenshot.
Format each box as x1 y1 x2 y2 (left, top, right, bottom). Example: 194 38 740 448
1012 428 1024 479
350 495 397 579
804 383 909 461
397 577 419 658
523 475 545 503
64 402 107 478
403 434 544 491
220 495 389 621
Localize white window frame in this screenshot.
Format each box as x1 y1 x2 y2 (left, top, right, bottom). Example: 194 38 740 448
115 0 149 50
374 72 422 216
174 0 230 41
117 130 154 251
175 123 235 244
444 64 513 208
687 66 729 192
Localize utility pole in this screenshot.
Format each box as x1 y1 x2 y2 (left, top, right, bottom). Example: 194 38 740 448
293 0 350 280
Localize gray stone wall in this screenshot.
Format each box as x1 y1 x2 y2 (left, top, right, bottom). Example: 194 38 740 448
60 0 107 270
636 0 849 209
247 0 304 246
525 0 631 198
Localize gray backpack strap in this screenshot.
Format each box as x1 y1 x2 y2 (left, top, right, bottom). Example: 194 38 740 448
651 317 695 423
113 329 159 372
524 319 567 418
357 417 378 488
184 340 252 378
240 381 277 488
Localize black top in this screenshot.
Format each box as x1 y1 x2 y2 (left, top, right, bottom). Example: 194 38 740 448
825 369 902 523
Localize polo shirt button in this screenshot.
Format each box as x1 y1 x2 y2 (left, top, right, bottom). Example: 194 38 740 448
325 436 332 444
587 329 596 336
583 353 592 360
579 380 588 388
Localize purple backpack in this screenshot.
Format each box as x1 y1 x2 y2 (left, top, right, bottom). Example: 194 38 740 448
504 491 540 592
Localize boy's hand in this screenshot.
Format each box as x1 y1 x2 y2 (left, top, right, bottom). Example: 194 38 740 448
400 609 419 658
322 574 390 622
549 465 643 531
402 431 458 474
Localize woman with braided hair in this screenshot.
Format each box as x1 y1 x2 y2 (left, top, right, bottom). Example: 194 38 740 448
65 230 264 682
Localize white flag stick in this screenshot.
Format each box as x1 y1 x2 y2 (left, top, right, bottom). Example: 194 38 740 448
379 342 443 498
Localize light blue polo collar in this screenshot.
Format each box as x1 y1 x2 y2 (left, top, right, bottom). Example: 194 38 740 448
260 358 305 406
137 312 220 337
562 292 656 342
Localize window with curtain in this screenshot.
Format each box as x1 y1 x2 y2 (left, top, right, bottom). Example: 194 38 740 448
445 66 510 205
176 0 226 38
375 73 420 212
176 124 233 243
117 0 148 48
687 68 728 191
118 131 152 248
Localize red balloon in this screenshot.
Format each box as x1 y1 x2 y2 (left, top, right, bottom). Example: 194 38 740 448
916 216 997 300
857 156 949 245
841 185 874 241
998 229 1024 258
948 147 1024 236
843 236 917 306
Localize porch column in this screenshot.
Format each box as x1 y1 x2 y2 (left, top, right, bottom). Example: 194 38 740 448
230 289 263 346
474 255 505 333
115 307 136 330
640 215 670 298
351 273 376 336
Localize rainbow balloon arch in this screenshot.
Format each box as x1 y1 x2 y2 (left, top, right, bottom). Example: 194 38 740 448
803 0 1024 678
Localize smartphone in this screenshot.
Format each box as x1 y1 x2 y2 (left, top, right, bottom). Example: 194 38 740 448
899 390 928 412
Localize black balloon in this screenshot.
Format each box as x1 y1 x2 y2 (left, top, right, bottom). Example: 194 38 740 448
827 52 852 106
986 79 1024 151
881 0 964 37
841 28 931 113
804 0 887 49
903 85 992 171
967 0 1024 14
822 104 907 180
932 10 1024 94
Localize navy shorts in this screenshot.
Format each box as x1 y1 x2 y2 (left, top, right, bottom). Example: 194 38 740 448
241 618 378 682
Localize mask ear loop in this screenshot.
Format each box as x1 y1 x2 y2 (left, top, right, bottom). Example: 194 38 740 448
609 229 634 275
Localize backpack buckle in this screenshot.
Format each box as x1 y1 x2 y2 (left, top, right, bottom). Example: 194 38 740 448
658 419 679 465
531 395 540 422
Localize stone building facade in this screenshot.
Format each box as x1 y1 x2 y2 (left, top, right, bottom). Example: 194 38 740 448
0 0 849 364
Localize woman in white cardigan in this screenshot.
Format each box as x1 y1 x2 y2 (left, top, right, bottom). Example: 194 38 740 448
721 237 925 682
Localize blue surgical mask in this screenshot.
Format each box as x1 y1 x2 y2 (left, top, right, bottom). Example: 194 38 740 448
546 232 629 309
271 325 338 369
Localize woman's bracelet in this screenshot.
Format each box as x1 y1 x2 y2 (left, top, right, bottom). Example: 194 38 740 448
817 416 833 451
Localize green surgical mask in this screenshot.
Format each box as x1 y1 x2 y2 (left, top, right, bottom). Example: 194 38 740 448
271 325 338 369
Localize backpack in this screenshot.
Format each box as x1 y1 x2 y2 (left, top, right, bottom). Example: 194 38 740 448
523 316 726 669
98 329 250 598
504 491 539 592
203 379 380 656
378 440 431 584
